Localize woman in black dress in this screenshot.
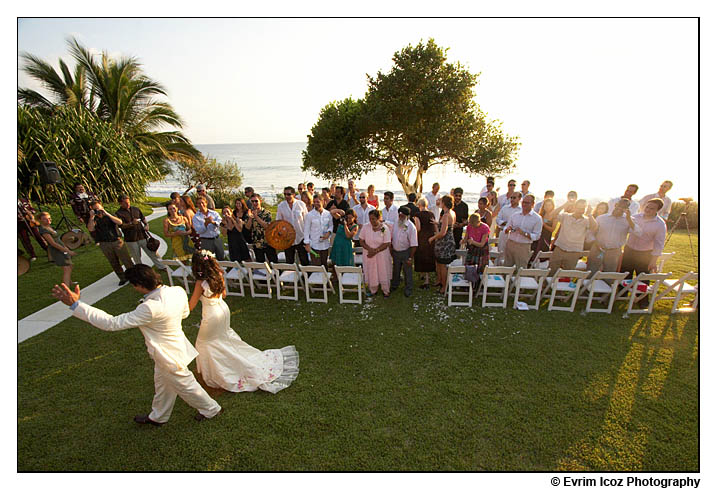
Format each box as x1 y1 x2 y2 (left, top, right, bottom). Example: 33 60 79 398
220 204 251 262
530 198 556 265
413 197 438 288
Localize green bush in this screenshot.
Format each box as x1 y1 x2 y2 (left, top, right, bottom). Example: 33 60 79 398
18 105 168 204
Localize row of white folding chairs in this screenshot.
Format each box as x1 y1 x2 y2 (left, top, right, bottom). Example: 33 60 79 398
446 264 698 314
221 260 367 305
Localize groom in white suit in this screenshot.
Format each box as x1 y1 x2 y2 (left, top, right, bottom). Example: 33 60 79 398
52 264 222 426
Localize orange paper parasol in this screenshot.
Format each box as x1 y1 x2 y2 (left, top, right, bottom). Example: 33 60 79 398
265 220 296 251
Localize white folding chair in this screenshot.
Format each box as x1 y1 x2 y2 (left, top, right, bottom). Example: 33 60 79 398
335 266 364 304
544 269 590 312
512 268 549 310
217 260 248 297
655 252 676 273
531 251 552 270
242 261 273 298
480 266 515 308
271 262 302 301
446 265 473 307
299 264 335 303
653 271 698 313
615 272 671 315
580 271 628 314
159 259 194 293
352 247 364 266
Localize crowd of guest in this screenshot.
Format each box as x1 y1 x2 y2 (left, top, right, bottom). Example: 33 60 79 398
20 177 680 307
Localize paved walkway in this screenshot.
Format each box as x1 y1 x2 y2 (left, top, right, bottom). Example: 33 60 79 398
18 209 168 344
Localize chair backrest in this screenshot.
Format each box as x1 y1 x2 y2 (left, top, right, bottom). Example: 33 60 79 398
299 264 329 274
447 265 466 275
552 269 590 281
217 260 241 270
242 261 272 277
270 262 300 273
334 265 362 275
591 271 628 282
634 272 671 283
483 265 516 277
352 246 363 254
488 237 499 246
515 267 549 279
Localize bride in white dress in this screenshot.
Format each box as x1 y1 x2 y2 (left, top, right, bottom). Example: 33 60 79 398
188 250 299 393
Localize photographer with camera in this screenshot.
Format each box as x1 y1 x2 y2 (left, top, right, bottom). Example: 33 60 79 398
69 183 99 228
116 195 165 269
88 200 135 285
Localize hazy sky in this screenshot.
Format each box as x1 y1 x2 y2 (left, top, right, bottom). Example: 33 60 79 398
17 18 699 199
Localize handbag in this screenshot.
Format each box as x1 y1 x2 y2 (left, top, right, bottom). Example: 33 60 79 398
144 229 160 252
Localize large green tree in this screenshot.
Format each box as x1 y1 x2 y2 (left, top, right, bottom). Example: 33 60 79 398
302 39 520 195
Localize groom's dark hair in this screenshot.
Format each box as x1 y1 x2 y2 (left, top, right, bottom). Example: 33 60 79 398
125 264 162 291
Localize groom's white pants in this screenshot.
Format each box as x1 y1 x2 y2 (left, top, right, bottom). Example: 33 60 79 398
149 364 222 423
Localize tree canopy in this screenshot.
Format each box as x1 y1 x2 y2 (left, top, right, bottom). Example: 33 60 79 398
302 39 520 196
174 156 244 196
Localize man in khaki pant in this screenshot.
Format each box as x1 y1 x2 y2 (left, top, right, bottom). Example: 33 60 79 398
587 198 638 273
548 199 597 276
504 194 543 269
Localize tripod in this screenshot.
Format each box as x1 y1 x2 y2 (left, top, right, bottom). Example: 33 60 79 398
665 206 697 271
50 184 91 249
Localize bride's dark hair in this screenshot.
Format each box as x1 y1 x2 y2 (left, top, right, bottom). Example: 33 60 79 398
191 251 225 297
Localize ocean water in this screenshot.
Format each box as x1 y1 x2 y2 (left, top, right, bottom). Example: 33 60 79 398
147 142 602 207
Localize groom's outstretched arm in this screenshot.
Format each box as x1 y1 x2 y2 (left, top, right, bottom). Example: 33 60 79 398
73 301 153 332
52 282 153 332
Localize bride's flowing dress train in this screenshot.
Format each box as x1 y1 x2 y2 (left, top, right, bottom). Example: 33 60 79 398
195 281 299 393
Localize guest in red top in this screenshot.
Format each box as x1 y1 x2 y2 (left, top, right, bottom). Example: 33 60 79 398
366 184 380 208
462 213 490 272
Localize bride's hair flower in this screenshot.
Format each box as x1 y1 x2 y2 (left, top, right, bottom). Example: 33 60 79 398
199 249 216 260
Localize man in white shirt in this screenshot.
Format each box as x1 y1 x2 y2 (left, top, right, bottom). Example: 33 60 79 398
498 180 517 209
520 180 534 198
303 194 333 269
587 198 639 273
193 196 225 260
639 180 673 220
277 186 309 265
346 179 360 207
479 176 495 197
496 192 522 263
382 191 399 228
425 182 442 221
504 194 543 269
607 184 640 215
390 206 419 297
548 199 597 275
352 192 376 243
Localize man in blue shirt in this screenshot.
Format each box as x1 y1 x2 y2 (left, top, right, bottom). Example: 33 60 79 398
192 196 225 260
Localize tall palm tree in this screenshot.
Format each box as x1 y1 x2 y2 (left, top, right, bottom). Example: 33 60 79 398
18 37 200 164
18 53 93 110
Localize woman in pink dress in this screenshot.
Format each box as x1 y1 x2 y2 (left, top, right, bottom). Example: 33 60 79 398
358 209 392 298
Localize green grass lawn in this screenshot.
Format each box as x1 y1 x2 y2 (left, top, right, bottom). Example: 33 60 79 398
17 222 698 471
